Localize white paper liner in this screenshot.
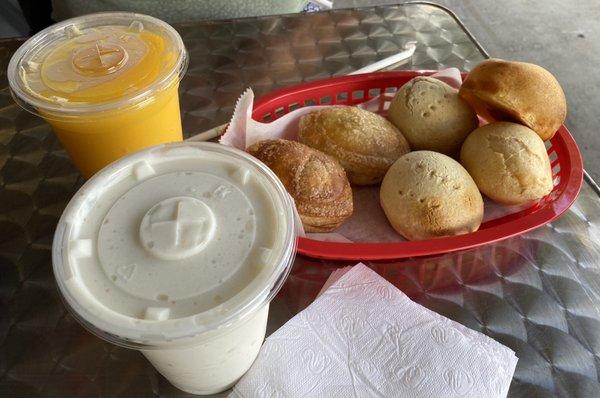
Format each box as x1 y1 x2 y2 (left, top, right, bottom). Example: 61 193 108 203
219 68 538 243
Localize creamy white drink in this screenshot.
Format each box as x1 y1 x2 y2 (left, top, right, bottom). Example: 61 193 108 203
52 142 296 394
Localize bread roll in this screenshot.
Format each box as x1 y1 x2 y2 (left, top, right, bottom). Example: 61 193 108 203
459 59 566 140
380 151 483 241
387 76 478 155
247 139 353 232
460 122 553 205
298 106 410 185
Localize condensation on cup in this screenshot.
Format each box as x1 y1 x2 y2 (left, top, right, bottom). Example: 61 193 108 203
52 142 297 394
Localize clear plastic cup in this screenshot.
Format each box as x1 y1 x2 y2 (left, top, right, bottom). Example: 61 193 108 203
52 142 297 394
7 12 188 178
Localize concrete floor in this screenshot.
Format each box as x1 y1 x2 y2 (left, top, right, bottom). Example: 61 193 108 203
2 1 598 181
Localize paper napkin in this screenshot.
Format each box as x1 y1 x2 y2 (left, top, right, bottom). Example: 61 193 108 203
230 263 518 398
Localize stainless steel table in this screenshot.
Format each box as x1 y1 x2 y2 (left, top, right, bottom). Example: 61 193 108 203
1 3 599 397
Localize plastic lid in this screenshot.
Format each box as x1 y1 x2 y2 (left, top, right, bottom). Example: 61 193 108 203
8 12 187 116
52 142 296 347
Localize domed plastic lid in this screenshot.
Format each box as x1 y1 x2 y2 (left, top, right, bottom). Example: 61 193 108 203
52 142 296 346
8 12 187 116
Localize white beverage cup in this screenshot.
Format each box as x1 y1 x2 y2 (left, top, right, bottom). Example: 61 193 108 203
52 142 297 394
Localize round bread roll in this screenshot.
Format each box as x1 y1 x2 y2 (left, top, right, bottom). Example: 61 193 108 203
247 139 353 233
298 106 410 185
387 76 478 155
460 122 553 205
380 151 483 241
459 59 567 141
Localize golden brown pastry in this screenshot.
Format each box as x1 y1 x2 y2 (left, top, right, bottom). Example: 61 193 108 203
460 122 553 205
247 139 353 232
459 59 567 140
387 76 478 155
298 106 410 185
380 151 483 241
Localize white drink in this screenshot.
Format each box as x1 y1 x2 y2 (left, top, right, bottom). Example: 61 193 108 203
52 142 296 394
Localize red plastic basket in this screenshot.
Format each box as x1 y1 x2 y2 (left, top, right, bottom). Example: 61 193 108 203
252 71 584 260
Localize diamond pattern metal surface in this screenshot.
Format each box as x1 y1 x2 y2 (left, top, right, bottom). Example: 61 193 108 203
0 4 599 397
177 4 483 138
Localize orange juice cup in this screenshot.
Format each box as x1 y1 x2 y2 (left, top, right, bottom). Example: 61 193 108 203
8 12 188 178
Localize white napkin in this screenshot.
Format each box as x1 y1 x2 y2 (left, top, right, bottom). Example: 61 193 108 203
230 263 518 398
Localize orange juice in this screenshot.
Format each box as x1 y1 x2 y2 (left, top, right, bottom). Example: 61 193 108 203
8 13 187 178
46 80 181 178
